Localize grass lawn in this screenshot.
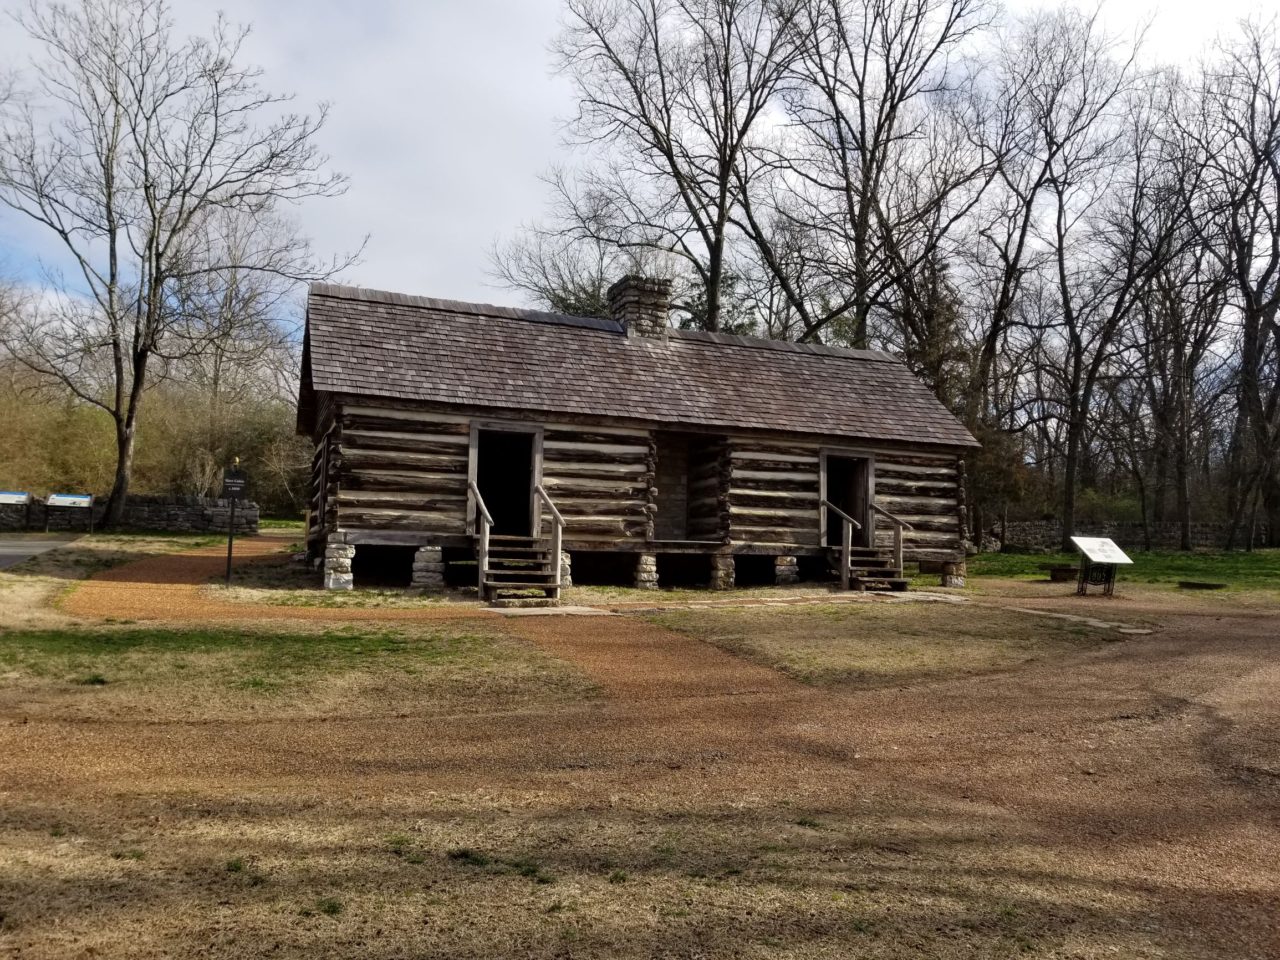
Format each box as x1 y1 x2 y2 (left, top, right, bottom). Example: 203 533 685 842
0 623 596 721
258 518 305 530
651 601 1117 686
967 547 1280 589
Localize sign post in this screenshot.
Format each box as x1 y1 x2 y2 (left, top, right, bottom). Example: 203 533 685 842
221 460 248 587
1070 536 1133 597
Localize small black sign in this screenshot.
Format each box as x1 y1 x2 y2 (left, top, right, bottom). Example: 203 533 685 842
222 469 248 501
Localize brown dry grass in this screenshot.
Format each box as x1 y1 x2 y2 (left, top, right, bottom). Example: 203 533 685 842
1 539 1278 957
650 601 1121 686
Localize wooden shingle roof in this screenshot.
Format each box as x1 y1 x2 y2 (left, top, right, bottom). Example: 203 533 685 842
300 283 979 449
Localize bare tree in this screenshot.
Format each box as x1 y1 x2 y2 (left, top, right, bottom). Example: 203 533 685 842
0 0 350 525
1178 20 1280 546
738 0 995 347
489 210 640 318
552 0 801 330
963 6 1140 426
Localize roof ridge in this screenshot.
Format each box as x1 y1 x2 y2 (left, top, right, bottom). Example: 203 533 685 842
669 328 895 363
309 282 624 334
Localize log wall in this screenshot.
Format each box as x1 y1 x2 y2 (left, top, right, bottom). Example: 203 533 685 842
872 451 965 562
727 440 823 548
310 397 966 562
333 404 471 535
540 424 654 544
726 439 965 561
687 438 730 541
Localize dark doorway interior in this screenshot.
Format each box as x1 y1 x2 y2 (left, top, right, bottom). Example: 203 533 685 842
476 430 534 536
825 455 872 548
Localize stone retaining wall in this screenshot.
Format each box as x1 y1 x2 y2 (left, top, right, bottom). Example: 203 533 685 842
999 519 1266 552
0 495 259 534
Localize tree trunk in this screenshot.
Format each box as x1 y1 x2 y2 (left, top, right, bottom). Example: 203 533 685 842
105 416 137 527
1061 431 1080 552
1175 443 1192 551
1262 463 1280 548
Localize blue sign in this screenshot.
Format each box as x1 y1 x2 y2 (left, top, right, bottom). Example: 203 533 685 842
0 491 31 505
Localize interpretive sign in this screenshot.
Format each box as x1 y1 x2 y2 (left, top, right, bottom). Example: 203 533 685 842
1070 537 1133 565
45 493 94 533
47 493 93 509
0 491 31 505
1070 536 1130 596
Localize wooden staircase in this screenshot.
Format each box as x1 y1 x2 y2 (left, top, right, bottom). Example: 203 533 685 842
828 545 909 592
821 499 914 593
469 480 565 608
482 535 561 606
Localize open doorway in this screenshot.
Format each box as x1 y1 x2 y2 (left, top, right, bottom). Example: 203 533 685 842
475 429 536 536
823 453 873 548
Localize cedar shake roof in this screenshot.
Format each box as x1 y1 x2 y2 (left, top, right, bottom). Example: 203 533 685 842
298 283 979 449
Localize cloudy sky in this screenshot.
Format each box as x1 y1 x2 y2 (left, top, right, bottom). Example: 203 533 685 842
0 0 1272 308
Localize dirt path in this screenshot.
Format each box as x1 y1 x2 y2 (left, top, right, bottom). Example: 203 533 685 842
60 537 497 624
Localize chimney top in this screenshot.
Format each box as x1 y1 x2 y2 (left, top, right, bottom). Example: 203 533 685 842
607 275 672 341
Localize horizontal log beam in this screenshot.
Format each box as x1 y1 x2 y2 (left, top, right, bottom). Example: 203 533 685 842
544 428 651 443
730 451 820 465
876 463 958 479
343 450 468 471
544 439 651 457
543 461 649 478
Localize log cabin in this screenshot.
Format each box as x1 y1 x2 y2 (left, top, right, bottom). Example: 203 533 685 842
296 276 978 604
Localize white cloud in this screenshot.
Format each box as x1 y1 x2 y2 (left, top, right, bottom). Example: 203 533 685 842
0 0 1274 308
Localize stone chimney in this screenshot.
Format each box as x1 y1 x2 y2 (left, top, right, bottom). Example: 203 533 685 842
607 275 672 340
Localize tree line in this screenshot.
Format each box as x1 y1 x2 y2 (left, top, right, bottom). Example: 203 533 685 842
492 0 1280 550
0 0 353 521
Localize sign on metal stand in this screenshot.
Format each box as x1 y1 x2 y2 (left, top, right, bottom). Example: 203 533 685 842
1070 536 1132 597
221 460 248 587
45 493 94 534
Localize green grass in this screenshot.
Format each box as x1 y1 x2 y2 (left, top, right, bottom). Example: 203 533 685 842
969 548 1280 589
258 518 305 530
0 625 506 692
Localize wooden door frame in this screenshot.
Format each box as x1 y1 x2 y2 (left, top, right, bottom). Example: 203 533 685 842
818 447 876 547
467 420 545 536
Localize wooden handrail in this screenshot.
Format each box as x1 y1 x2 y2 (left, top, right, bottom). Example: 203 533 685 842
467 480 493 597
534 485 564 527
871 504 914 531
819 499 863 530
535 484 565 588
872 504 912 574
820 499 861 591
467 480 494 526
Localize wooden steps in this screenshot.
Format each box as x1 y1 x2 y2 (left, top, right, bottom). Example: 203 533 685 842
481 535 560 607
827 546 910 592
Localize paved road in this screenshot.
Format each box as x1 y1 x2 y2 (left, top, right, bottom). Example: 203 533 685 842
0 537 74 570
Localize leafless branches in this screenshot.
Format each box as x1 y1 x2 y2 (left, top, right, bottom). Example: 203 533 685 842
0 0 353 524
